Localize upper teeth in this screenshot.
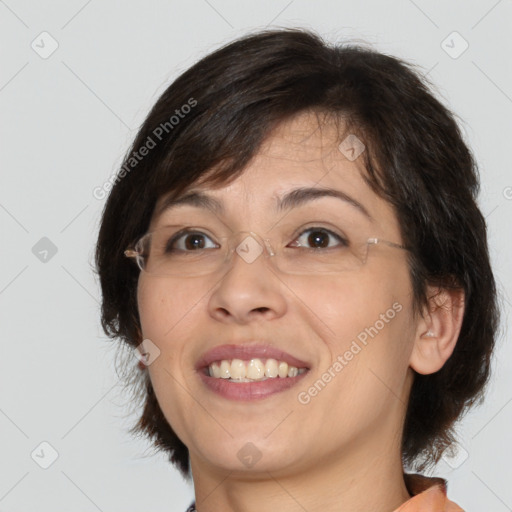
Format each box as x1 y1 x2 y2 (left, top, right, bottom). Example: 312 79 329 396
208 358 306 380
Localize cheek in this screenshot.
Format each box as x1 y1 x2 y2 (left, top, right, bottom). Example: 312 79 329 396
137 275 204 342
298 295 415 442
282 263 414 355
136 277 200 443
136 276 205 387
137 277 167 339
311 265 414 387
332 271 415 402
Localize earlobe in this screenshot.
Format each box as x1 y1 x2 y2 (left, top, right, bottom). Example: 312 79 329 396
409 285 465 375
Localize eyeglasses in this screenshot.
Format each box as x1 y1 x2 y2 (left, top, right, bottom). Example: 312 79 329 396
124 224 409 277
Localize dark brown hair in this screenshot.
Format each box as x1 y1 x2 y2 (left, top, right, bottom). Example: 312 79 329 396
95 28 499 479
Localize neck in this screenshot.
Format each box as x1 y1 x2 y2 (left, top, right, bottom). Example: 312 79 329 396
189 426 411 512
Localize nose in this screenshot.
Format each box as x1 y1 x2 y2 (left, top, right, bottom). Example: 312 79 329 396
207 232 287 324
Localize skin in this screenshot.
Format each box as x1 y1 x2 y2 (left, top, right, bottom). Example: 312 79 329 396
136 111 464 512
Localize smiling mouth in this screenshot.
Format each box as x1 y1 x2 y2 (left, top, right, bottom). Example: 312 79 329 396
196 343 311 400
204 358 309 381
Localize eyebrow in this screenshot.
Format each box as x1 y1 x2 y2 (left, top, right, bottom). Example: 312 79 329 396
156 186 372 220
276 187 371 219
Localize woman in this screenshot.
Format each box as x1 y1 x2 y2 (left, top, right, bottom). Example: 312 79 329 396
95 28 498 511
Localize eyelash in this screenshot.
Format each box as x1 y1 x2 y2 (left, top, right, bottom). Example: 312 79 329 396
165 227 349 252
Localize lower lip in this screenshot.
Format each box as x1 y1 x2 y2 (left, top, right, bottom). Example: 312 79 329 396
198 370 309 401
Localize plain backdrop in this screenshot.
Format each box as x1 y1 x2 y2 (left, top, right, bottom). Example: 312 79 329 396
1 1 511 511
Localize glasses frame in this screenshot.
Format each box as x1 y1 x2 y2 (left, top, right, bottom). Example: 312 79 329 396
124 228 410 277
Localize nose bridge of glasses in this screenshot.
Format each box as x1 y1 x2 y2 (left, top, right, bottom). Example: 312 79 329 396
229 230 275 266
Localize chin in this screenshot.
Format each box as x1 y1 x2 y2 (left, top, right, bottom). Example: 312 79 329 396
191 436 299 475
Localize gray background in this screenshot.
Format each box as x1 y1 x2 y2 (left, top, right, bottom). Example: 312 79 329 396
1 1 511 510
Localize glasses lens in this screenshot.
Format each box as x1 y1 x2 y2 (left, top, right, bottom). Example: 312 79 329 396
137 226 374 276
142 227 226 276
272 243 368 275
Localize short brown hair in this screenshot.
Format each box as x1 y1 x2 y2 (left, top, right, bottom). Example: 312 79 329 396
95 28 499 479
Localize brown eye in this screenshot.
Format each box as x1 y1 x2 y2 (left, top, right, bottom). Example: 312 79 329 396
291 228 349 249
165 231 217 252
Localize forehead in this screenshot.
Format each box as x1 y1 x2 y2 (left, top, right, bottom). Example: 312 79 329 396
260 111 350 158
152 112 400 235
246 112 364 186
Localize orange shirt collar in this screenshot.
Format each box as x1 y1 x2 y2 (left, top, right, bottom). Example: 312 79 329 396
393 473 464 511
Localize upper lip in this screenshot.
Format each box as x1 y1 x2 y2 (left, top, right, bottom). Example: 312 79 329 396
196 343 311 371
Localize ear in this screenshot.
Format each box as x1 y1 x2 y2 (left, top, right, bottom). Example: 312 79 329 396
409 284 465 375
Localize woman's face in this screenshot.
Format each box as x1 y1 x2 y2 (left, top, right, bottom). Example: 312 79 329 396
137 112 418 478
